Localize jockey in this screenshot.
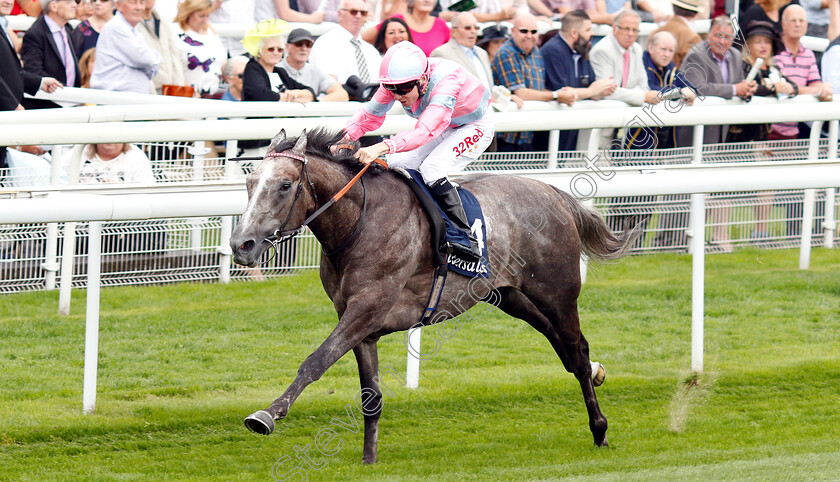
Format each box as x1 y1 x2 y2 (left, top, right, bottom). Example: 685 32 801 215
344 41 494 261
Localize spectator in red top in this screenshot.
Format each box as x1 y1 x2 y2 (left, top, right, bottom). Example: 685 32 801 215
12 0 42 16
373 16 413 55
363 0 449 55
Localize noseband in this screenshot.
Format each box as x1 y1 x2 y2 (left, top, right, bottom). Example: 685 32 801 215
252 150 388 258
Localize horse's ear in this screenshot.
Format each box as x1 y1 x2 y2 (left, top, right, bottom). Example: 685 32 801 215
267 129 286 153
292 129 308 154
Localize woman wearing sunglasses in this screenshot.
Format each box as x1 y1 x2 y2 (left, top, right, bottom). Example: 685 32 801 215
238 20 315 156
344 41 494 261
240 19 315 104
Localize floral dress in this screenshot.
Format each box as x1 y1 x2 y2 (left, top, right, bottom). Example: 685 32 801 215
172 25 228 96
70 19 99 59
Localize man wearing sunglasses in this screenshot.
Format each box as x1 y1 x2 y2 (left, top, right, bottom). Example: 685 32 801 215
431 12 524 111
20 0 81 109
491 13 575 152
280 27 349 102
308 0 380 85
343 41 494 261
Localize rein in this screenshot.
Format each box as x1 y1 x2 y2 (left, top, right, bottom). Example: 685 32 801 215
235 151 388 259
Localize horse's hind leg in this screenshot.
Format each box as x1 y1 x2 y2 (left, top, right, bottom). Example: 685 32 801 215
540 298 609 447
353 337 383 464
496 287 609 447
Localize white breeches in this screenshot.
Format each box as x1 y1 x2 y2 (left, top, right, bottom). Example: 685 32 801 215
387 110 495 185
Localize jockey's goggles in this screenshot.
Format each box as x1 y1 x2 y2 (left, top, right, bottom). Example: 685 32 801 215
382 80 418 95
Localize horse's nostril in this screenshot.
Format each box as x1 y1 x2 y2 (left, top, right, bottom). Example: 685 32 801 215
240 240 255 252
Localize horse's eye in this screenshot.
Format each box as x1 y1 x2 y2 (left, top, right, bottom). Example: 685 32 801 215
279 181 293 192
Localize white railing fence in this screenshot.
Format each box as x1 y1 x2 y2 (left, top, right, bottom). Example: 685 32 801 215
2 97 838 294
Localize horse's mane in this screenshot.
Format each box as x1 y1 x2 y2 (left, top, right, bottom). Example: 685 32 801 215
271 128 385 175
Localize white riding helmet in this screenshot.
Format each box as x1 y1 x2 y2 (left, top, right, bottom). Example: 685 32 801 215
378 41 429 84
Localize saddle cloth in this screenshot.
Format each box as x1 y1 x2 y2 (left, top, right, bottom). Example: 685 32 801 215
401 169 490 278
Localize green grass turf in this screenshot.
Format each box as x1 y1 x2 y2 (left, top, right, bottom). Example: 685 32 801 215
1 248 838 481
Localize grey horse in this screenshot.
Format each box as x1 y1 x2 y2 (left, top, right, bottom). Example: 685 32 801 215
230 128 639 464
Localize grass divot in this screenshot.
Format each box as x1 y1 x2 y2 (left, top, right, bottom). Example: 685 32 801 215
669 370 716 433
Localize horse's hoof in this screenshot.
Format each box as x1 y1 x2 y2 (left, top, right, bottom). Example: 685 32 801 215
596 438 609 448
244 410 275 435
591 362 606 387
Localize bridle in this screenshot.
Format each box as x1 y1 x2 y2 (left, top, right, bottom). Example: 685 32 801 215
237 150 388 260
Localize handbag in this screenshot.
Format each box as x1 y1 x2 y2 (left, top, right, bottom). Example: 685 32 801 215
161 84 196 97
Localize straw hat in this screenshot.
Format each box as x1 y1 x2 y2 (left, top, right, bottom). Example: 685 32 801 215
242 19 291 57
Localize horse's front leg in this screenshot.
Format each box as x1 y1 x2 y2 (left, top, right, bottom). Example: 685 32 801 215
353 337 382 464
244 299 386 435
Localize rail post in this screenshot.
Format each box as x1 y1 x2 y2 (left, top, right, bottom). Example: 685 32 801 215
688 124 705 372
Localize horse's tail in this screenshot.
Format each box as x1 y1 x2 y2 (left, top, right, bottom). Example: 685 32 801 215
553 187 642 261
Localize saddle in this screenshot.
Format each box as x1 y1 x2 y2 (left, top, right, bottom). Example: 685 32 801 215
396 169 490 279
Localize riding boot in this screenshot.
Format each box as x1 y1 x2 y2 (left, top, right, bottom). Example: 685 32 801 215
429 178 482 261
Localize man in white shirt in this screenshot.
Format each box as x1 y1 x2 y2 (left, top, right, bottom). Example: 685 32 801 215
280 28 349 101
308 0 381 85
90 0 161 94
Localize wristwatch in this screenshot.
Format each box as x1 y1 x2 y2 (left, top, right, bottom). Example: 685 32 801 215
552 90 559 100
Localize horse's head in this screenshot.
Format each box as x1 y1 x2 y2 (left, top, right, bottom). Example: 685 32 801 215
231 129 315 267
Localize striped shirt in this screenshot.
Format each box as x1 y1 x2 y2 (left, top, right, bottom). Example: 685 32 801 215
772 45 821 137
491 40 545 146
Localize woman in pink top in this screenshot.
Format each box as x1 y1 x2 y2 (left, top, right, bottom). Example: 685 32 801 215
345 42 493 260
363 0 450 55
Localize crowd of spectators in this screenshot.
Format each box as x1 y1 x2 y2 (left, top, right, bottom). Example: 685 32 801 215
3 0 836 134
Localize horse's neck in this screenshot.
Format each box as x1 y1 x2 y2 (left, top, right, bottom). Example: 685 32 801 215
305 158 367 253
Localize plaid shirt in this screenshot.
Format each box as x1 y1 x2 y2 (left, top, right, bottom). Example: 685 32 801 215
773 45 821 137
491 40 545 146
